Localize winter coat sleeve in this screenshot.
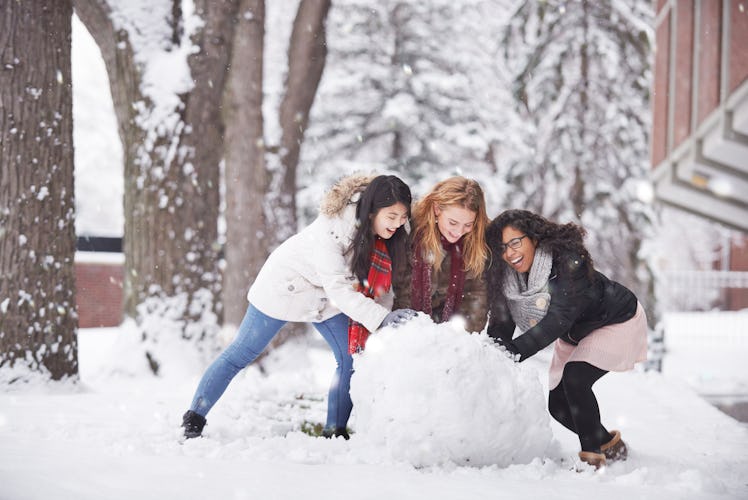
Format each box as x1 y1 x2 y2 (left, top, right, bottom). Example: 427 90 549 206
460 271 488 333
312 217 391 333
507 255 593 361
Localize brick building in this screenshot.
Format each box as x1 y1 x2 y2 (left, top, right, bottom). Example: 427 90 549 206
75 240 124 328
651 0 748 308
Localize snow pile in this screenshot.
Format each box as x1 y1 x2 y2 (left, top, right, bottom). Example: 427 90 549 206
350 314 552 467
91 316 219 382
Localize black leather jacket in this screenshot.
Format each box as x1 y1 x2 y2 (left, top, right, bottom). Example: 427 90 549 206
487 253 638 361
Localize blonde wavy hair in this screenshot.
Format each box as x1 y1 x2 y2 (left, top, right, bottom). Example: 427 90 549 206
412 177 489 277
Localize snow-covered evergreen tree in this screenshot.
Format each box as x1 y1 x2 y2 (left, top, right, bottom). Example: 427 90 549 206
298 0 514 205
500 0 658 322
298 0 659 348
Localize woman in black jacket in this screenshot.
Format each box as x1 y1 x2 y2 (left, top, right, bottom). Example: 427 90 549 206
486 210 648 469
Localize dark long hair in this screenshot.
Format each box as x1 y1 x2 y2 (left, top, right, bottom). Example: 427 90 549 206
349 175 412 283
486 209 593 287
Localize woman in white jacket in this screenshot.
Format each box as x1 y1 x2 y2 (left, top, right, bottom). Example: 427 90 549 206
182 175 415 440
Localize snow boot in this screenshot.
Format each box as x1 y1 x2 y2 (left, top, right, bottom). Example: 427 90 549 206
322 427 350 440
601 430 628 462
182 410 206 439
578 451 607 470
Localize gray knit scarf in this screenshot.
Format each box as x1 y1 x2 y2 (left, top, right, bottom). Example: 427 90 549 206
502 246 553 334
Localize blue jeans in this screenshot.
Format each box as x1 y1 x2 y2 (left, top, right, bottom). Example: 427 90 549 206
189 304 354 430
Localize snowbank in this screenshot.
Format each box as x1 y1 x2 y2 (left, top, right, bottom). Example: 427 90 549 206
2 325 748 500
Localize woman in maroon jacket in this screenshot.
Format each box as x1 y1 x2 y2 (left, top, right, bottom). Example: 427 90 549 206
393 177 489 333
486 209 648 469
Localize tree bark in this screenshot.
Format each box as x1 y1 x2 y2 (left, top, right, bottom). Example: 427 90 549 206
269 0 331 244
74 0 237 373
223 0 267 328
0 0 78 381
74 0 330 365
222 0 331 329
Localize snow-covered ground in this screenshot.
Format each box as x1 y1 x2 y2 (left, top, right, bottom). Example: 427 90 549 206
1 313 747 500
661 311 748 400
4 11 732 500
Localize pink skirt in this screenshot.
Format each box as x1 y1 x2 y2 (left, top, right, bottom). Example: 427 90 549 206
548 302 648 390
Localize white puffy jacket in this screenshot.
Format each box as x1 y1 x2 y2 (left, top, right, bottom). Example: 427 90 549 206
247 176 393 332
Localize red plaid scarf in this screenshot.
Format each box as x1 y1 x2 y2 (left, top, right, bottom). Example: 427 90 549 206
348 238 392 354
411 234 465 322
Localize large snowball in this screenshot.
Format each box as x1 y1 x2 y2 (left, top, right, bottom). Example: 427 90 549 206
350 314 552 467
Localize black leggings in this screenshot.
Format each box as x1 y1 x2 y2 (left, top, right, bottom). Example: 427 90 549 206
548 361 614 452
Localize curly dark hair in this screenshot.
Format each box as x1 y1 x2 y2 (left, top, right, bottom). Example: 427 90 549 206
485 209 593 284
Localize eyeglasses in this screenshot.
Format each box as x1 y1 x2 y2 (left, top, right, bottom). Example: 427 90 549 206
498 235 527 253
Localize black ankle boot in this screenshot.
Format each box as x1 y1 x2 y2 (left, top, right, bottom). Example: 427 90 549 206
182 410 206 439
322 427 350 440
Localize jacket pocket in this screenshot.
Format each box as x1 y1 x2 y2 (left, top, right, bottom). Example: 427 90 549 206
281 275 314 295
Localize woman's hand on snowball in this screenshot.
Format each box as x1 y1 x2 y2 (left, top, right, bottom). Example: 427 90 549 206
380 308 417 329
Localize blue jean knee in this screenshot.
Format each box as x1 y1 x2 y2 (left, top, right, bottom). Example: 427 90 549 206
189 304 286 416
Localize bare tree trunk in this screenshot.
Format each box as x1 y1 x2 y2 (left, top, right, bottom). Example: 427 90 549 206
222 0 331 330
0 0 78 381
269 0 331 244
73 0 151 316
75 0 237 373
223 0 267 328
571 0 590 219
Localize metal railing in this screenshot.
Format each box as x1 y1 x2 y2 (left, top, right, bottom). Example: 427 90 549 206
659 270 748 312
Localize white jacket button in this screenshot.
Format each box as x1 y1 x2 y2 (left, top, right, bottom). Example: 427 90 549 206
288 285 294 291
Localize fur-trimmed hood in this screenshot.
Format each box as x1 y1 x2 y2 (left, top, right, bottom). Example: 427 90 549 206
320 174 376 217
248 172 392 333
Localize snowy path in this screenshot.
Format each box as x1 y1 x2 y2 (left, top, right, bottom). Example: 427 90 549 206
1 327 747 500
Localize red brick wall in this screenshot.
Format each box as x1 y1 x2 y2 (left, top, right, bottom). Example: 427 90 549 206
652 0 745 164
728 237 748 310
729 1 748 92
75 261 124 328
697 0 721 125
673 0 694 148
652 10 671 166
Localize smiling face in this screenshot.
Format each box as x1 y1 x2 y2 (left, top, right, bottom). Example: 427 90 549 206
372 202 409 239
501 225 537 274
435 205 477 244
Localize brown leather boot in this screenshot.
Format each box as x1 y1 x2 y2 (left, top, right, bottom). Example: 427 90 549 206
578 451 607 469
601 430 628 462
